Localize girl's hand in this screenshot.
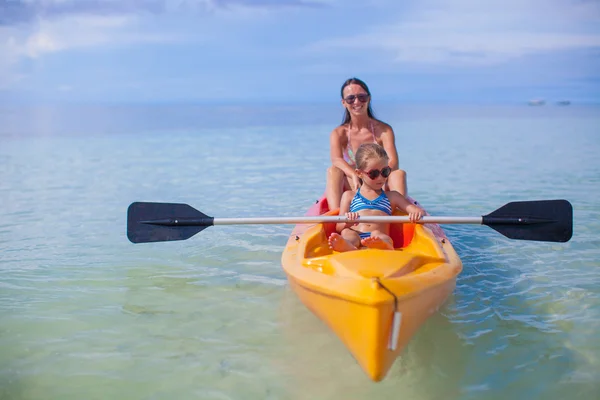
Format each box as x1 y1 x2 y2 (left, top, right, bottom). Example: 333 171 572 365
350 174 361 191
406 205 424 223
345 211 360 225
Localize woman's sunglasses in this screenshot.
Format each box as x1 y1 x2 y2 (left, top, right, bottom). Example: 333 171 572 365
362 166 392 180
344 94 370 104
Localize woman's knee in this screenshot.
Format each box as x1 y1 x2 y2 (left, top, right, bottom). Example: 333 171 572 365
388 169 407 195
392 169 406 180
327 166 344 179
327 166 345 188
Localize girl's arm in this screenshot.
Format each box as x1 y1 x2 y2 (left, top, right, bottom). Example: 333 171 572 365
335 190 355 233
388 191 424 222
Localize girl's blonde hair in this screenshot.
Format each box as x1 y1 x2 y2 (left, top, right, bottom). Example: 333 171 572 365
355 143 389 170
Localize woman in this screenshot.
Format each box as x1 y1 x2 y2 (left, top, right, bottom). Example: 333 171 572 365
326 77 407 210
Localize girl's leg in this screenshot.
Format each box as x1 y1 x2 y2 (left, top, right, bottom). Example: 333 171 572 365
326 166 350 210
361 230 394 250
328 229 361 252
387 169 407 196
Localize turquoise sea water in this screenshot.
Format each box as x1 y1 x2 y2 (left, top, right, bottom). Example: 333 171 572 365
1 104 599 399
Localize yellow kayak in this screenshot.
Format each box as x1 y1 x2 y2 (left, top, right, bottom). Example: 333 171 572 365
281 196 463 381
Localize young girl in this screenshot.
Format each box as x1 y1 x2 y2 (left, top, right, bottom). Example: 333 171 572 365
328 143 424 252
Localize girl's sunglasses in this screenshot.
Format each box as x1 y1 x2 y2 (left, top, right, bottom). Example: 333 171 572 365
344 94 370 104
363 166 392 180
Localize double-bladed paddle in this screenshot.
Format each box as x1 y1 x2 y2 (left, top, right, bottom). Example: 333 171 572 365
126 199 573 244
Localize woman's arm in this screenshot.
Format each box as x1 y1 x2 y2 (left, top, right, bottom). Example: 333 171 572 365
330 127 357 177
379 123 399 170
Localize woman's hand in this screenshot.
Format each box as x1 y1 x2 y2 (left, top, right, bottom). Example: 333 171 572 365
345 211 360 226
406 205 424 223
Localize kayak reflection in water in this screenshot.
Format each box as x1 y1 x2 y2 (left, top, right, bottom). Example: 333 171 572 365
328 143 424 252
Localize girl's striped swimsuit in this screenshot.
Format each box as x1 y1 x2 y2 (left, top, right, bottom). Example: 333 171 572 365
349 188 392 239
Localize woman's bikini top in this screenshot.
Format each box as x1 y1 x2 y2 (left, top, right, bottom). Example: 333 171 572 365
342 120 377 167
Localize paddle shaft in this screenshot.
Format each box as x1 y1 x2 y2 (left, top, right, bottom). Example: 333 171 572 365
215 216 485 225
147 216 485 226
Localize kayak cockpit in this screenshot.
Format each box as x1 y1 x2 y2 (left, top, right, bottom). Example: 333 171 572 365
299 209 447 280
317 208 416 249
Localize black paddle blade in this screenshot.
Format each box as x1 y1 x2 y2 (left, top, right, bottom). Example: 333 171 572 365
127 202 214 244
482 199 573 242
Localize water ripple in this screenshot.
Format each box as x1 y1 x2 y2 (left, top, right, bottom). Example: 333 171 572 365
1 105 599 399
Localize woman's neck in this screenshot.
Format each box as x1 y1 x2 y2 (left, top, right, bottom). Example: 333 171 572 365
349 114 371 129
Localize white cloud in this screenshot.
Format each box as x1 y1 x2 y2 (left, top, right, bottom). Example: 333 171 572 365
1 0 598 97
25 15 182 57
0 13 188 89
0 0 332 90
306 0 600 67
0 0 304 90
0 27 26 89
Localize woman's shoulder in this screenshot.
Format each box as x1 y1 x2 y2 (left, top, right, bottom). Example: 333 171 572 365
330 124 348 139
372 119 393 133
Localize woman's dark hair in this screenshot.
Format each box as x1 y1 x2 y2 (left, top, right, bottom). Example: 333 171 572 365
340 77 376 125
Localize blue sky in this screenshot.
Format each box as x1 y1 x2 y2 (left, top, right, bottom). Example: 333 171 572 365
1 0 599 104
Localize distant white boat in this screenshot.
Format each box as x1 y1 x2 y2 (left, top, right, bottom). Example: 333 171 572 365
528 99 546 106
